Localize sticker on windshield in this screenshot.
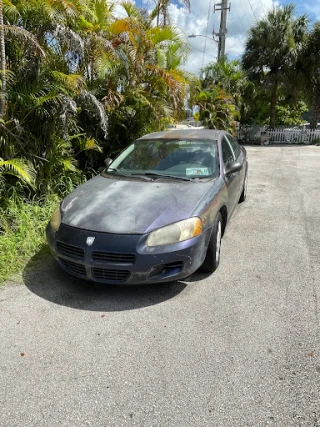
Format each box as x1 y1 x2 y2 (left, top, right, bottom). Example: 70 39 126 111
186 167 211 176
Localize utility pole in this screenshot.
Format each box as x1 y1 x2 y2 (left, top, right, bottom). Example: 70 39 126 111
214 0 231 60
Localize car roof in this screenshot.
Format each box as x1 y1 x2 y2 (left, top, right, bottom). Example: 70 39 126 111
137 129 227 141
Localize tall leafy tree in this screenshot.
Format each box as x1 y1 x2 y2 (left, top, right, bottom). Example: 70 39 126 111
192 86 239 133
299 23 320 128
242 5 308 128
271 21 320 129
0 0 44 119
1 0 193 194
201 58 248 120
308 23 320 128
101 3 191 151
2 0 106 193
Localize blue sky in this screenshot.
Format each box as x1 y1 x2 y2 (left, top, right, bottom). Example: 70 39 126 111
279 0 320 20
130 0 320 75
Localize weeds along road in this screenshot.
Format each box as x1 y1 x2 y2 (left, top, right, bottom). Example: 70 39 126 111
1 146 320 427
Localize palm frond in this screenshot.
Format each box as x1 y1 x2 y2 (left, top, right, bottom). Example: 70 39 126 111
78 91 108 137
3 0 20 21
79 137 102 153
61 158 77 172
51 71 85 94
0 157 36 186
108 19 132 36
2 25 45 56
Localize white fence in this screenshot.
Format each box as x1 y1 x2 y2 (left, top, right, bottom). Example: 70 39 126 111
239 126 320 144
268 129 320 144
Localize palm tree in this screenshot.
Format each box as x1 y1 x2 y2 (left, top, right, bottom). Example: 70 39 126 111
201 58 247 113
0 0 45 120
153 0 190 26
193 86 239 133
242 5 308 128
304 23 320 128
277 21 320 129
1 0 193 194
103 4 191 122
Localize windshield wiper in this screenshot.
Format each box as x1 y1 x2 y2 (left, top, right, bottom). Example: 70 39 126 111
107 169 197 182
107 168 152 181
141 172 196 182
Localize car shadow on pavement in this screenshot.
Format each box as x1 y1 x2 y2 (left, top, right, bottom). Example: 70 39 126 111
180 270 213 283
23 249 187 312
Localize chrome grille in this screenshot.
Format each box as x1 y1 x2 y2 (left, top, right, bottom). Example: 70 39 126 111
92 251 135 264
92 267 130 282
59 258 87 277
56 241 84 260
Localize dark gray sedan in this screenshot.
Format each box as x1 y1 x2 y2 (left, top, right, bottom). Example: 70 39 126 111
46 129 248 284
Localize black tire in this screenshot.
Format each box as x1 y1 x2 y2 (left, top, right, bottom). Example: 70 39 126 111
201 212 222 272
239 172 248 203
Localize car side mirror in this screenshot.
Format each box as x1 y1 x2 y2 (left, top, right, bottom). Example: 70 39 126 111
225 161 242 175
104 158 113 168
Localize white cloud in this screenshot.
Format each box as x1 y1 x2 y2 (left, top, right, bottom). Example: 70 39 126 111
114 0 136 18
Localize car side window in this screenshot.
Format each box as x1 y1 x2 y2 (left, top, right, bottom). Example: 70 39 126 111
225 135 241 159
221 136 235 164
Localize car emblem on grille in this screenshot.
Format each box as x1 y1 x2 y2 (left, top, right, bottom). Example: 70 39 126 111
86 237 95 246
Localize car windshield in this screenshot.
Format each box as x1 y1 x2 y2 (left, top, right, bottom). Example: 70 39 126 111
105 139 219 180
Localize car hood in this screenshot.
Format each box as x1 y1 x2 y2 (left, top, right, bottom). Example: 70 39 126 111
60 175 213 234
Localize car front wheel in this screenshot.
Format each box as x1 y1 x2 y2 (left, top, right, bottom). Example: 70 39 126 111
201 212 222 272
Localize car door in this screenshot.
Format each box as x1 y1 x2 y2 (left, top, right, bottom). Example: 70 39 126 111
220 135 241 216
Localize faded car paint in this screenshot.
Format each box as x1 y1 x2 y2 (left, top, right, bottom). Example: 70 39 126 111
60 176 215 234
46 129 248 284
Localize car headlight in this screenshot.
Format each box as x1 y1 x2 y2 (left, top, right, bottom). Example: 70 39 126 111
50 206 62 231
146 217 203 247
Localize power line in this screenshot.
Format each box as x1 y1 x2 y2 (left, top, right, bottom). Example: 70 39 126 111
204 0 213 39
202 0 213 67
247 0 259 21
257 0 268 16
230 1 251 34
192 45 217 60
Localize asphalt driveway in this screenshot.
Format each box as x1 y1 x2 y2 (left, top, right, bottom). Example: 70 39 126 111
1 145 320 427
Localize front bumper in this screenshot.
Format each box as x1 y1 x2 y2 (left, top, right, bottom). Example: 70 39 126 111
46 223 211 285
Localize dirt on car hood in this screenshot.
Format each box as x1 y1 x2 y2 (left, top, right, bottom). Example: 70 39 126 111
60 175 212 234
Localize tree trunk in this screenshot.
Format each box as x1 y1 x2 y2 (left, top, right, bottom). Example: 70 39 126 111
156 1 160 26
163 2 167 26
269 82 277 129
0 0 6 119
310 82 320 129
156 0 168 26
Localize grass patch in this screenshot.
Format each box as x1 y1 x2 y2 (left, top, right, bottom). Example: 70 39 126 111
0 196 59 285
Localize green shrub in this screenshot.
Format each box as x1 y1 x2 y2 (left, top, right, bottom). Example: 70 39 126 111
0 196 59 285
